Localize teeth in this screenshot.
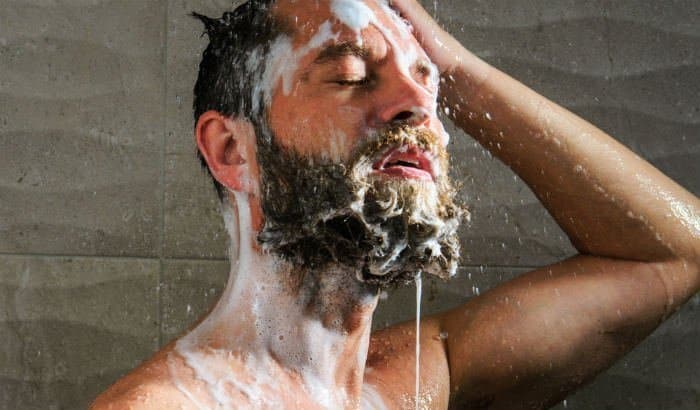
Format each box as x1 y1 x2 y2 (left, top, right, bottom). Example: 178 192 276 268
387 160 419 169
374 146 431 175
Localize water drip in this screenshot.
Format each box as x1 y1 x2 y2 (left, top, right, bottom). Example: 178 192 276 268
415 271 422 410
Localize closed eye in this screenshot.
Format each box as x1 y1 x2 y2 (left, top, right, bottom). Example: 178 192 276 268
333 77 371 87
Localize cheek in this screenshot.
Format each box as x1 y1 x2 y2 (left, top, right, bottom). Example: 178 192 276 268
269 92 318 152
316 104 371 159
306 109 364 160
272 94 371 160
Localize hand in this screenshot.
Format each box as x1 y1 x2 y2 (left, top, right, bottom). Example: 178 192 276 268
389 0 468 73
389 0 491 98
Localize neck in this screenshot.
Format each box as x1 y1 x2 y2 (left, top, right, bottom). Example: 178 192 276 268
175 191 380 407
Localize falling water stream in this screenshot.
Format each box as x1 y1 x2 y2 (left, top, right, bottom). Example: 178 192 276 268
415 271 422 410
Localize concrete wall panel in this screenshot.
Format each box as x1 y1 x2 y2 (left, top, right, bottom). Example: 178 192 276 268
0 255 159 409
0 0 167 257
0 0 697 408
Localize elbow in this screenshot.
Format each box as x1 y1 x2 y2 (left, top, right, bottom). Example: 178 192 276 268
649 256 699 321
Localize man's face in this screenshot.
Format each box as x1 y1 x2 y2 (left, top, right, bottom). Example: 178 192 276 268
252 0 462 286
268 0 448 161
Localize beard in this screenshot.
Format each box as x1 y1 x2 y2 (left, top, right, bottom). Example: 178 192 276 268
254 123 464 287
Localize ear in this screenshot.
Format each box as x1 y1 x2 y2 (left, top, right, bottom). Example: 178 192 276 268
195 110 259 194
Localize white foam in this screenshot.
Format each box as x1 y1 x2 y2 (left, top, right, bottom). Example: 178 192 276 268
166 354 209 410
331 0 376 33
171 191 276 409
370 240 408 275
176 349 234 408
360 383 388 410
170 190 378 408
253 21 337 112
378 0 413 40
258 20 339 109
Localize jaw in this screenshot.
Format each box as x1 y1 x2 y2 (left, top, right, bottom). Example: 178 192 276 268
256 129 462 289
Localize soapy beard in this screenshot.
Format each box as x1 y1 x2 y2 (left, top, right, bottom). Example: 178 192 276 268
255 124 463 287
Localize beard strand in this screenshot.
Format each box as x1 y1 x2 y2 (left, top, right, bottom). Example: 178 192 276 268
255 124 464 287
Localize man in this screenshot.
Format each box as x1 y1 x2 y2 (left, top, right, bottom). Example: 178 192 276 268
92 0 699 408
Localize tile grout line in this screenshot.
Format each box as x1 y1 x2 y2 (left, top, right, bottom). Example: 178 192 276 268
0 252 164 262
0 251 538 271
157 0 170 350
0 252 226 263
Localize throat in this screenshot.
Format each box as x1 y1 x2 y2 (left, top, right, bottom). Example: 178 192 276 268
178 261 379 407
173 191 380 408
258 264 380 403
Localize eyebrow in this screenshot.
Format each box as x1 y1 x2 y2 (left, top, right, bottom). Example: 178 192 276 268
313 42 370 64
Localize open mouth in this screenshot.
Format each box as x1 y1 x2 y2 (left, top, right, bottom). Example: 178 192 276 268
372 145 434 181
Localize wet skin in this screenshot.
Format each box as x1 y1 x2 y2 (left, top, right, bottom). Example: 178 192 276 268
92 0 699 408
268 0 448 161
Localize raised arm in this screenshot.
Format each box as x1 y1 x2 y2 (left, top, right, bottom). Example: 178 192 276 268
392 0 700 407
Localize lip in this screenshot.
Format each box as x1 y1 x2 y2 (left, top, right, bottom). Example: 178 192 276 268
372 145 435 181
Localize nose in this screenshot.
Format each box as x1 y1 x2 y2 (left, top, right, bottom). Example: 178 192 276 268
373 74 435 128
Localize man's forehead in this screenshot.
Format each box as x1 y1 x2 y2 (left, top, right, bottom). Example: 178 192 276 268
271 0 327 32
263 0 432 101
271 0 403 43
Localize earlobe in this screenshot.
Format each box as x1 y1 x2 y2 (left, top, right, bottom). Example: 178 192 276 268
195 110 258 194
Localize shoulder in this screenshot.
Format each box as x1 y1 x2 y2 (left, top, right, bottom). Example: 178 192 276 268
368 316 445 364
366 317 451 409
90 382 187 410
90 347 193 410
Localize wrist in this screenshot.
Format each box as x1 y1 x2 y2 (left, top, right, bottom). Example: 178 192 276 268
439 51 492 110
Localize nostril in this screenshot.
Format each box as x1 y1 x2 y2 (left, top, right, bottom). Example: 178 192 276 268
392 111 414 123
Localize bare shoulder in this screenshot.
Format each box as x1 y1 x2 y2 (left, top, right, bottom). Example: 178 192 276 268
366 317 451 409
90 346 193 410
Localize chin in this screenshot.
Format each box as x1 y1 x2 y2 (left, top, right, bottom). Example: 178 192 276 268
256 124 465 285
299 171 462 289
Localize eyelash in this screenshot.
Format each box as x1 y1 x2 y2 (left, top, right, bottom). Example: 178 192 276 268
415 64 434 80
330 64 432 88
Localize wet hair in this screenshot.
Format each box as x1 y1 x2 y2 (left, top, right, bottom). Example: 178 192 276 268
257 125 463 284
192 0 280 198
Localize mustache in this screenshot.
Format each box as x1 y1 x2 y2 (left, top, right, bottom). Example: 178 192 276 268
256 125 447 221
349 125 446 167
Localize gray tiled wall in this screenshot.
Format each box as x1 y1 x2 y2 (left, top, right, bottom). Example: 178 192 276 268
0 0 697 409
